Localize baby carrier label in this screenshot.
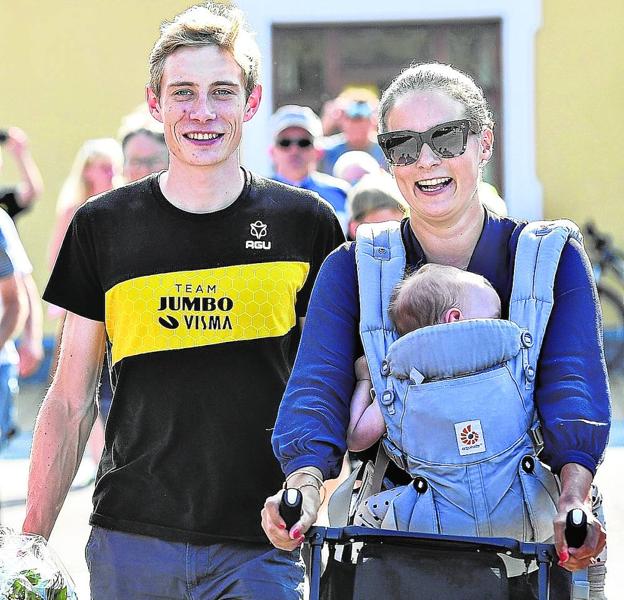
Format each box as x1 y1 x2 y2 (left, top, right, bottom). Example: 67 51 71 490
454 420 486 456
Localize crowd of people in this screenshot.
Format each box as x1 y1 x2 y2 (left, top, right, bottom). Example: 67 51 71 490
0 2 611 600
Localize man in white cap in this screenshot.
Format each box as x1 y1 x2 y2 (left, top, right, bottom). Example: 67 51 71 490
270 105 350 231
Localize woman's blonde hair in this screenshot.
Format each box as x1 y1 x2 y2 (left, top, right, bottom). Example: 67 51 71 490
379 62 494 134
56 138 123 215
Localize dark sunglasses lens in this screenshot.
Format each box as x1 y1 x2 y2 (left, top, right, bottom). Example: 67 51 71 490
278 138 313 148
430 123 466 157
383 135 420 166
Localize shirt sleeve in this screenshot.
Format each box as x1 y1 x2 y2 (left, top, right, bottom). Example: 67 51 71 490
0 187 24 219
42 204 105 322
295 197 346 317
0 229 14 279
273 242 360 479
0 209 32 274
536 238 611 475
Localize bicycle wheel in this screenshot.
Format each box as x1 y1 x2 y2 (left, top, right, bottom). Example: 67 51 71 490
597 284 624 374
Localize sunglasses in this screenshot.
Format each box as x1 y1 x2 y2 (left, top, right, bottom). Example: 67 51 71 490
378 119 480 166
276 138 313 149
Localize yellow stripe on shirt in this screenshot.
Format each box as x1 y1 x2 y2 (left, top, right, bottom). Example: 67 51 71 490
105 262 309 365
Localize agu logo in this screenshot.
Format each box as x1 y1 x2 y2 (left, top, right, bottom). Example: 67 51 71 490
246 221 271 250
454 420 486 456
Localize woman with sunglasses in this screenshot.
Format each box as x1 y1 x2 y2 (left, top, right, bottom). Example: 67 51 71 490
262 63 609 598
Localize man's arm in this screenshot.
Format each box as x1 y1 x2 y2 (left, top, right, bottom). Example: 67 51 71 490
0 272 26 348
17 272 44 377
5 127 44 209
23 312 105 539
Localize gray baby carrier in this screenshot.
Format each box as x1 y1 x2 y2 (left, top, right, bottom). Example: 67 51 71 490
354 219 581 543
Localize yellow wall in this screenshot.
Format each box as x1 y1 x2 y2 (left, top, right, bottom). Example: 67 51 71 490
1 1 622 334
536 0 624 249
0 1 196 333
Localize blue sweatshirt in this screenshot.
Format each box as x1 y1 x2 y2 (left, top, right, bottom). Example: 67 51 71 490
273 210 611 480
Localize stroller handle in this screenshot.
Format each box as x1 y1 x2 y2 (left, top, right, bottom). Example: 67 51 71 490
279 488 303 530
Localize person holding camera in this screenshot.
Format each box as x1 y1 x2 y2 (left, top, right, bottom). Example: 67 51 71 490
0 127 44 220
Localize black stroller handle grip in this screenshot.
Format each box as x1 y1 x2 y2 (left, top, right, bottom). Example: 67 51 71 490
279 488 303 530
565 508 588 548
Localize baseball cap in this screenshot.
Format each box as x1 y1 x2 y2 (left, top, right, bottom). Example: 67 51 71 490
345 100 373 119
271 105 323 140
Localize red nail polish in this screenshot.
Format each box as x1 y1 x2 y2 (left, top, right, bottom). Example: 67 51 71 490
277 522 286 530
559 550 569 563
291 527 301 538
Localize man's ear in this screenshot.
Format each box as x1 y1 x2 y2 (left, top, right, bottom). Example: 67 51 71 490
243 85 262 122
443 308 463 323
146 86 163 124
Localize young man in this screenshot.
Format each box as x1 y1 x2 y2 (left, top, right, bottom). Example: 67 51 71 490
270 105 350 230
23 4 343 599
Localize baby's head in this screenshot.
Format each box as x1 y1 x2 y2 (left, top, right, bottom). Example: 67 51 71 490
388 264 501 336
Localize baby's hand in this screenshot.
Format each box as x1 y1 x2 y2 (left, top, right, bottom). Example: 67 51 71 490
354 355 370 381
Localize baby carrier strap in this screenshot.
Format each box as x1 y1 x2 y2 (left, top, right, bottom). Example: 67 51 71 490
355 222 405 401
509 220 583 386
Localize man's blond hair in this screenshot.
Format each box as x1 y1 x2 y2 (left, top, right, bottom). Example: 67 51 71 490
148 2 261 99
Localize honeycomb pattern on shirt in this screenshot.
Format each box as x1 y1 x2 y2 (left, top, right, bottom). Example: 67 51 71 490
105 261 310 365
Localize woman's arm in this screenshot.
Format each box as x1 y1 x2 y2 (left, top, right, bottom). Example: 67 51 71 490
264 244 361 547
272 243 361 480
537 238 610 475
536 238 610 568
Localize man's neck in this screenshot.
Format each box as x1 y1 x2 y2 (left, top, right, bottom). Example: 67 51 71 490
347 136 374 151
160 157 245 214
275 171 311 187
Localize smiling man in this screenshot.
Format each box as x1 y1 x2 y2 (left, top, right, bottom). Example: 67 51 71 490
23 4 343 599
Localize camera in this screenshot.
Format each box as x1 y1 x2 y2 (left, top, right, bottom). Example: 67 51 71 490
0 129 8 144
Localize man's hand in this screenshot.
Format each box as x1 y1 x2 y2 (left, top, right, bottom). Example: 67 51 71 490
18 338 44 378
5 127 30 158
3 127 43 207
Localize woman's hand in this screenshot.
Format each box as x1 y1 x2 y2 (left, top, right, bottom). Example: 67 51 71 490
553 463 606 571
261 468 324 551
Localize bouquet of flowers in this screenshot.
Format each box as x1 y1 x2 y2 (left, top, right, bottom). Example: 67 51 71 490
0 527 78 599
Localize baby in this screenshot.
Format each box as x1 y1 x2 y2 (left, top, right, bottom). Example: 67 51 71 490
347 263 501 451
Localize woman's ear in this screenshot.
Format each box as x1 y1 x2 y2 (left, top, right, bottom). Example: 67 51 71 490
479 128 494 166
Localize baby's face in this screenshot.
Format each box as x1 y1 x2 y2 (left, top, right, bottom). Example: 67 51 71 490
460 282 501 320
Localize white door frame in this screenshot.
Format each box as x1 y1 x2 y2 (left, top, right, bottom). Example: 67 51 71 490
238 0 543 220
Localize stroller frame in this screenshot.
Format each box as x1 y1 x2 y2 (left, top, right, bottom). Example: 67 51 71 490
306 525 559 600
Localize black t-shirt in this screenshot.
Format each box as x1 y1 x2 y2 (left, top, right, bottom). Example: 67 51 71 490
44 170 344 544
0 187 25 219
